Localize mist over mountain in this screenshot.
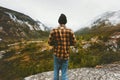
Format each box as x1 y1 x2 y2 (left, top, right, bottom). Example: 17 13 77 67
90 10 120 27
0 6 50 43
76 10 120 34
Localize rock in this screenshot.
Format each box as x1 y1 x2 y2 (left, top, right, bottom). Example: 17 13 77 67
24 62 120 80
95 65 103 68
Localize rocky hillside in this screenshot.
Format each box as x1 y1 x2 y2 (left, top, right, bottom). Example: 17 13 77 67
24 61 120 80
0 6 49 43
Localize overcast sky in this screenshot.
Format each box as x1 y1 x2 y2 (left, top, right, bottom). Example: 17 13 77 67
1 0 120 31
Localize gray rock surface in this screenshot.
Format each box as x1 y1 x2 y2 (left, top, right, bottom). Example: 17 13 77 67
24 62 120 80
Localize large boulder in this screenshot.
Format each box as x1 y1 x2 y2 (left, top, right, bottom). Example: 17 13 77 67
24 62 120 80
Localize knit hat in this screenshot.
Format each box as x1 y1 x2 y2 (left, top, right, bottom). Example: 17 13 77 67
58 14 67 24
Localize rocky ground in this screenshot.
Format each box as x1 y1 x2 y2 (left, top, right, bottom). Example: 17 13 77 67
24 61 120 80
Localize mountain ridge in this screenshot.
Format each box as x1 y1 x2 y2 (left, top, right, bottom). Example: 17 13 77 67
76 10 120 35
0 6 49 43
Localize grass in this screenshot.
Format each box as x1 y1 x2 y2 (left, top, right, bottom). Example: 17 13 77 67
0 40 120 80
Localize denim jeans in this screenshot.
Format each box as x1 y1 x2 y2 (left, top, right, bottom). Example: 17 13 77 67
54 55 68 80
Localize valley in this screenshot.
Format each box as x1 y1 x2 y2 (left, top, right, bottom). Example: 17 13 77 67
0 6 120 80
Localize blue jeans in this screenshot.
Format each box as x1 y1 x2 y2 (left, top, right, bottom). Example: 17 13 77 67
54 55 68 80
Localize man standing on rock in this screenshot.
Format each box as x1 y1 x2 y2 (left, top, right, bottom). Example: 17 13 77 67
48 14 76 80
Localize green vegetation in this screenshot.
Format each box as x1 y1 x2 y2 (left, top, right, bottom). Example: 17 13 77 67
0 41 53 80
1 22 120 80
0 37 120 80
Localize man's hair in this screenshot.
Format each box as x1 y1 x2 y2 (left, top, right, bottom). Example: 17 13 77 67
58 14 67 24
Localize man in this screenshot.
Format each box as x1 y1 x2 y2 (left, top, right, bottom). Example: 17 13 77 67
48 14 76 80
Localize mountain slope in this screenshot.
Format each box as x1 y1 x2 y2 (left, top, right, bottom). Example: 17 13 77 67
76 10 120 35
75 10 120 53
90 10 120 27
0 6 49 43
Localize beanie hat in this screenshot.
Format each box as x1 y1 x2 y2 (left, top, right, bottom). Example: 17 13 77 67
58 14 67 24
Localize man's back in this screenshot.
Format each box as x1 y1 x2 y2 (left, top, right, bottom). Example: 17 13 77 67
48 25 76 60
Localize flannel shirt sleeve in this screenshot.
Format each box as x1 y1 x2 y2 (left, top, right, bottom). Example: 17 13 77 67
48 30 54 46
70 30 76 46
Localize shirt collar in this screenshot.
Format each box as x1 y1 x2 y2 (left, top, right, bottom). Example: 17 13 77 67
58 24 66 29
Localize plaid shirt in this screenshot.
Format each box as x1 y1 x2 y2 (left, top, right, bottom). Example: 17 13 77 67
48 25 76 60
